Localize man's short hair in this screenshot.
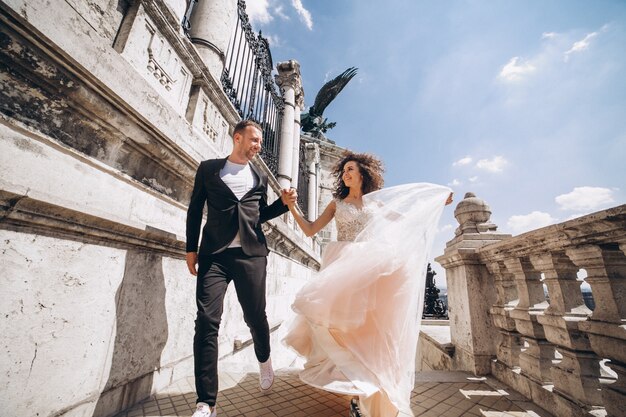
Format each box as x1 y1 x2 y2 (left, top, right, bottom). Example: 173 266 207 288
234 120 262 136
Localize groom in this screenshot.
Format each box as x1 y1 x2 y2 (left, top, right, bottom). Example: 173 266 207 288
185 120 297 417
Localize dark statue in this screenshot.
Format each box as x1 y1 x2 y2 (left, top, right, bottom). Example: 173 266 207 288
422 264 448 319
301 67 358 137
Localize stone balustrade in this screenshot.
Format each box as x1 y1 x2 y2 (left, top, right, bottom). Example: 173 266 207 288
437 193 626 417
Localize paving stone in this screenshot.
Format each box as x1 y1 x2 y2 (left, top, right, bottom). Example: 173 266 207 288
113 369 554 417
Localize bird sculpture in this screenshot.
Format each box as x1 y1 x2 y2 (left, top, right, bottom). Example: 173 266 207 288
301 67 357 138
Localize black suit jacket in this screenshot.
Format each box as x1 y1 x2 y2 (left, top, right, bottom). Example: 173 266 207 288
186 158 288 257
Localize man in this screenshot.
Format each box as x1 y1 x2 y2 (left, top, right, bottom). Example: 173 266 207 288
185 120 297 417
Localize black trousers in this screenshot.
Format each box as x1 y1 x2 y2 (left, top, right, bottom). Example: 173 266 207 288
194 248 270 406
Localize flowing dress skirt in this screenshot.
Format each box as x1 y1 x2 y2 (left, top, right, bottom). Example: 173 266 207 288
284 183 451 417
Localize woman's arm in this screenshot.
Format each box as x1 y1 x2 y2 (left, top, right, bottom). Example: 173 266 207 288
289 200 336 237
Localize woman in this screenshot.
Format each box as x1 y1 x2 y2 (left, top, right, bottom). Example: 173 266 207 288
284 151 453 417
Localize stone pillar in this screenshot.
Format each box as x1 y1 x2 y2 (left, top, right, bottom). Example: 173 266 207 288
290 91 305 188
435 192 511 375
275 60 301 189
305 143 320 221
188 0 237 82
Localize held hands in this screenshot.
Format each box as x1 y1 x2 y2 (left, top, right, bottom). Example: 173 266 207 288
445 192 454 206
281 188 298 208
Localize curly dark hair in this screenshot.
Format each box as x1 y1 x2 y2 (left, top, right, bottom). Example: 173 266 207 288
332 151 384 199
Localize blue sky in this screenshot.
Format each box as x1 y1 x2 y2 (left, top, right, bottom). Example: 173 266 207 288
244 0 626 287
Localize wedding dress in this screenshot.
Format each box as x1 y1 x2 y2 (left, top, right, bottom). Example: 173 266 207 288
284 183 451 417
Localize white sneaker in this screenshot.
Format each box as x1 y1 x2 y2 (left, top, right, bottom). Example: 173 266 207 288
259 357 274 392
350 398 362 417
192 402 216 417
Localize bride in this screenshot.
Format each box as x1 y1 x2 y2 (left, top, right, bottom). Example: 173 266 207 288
283 151 453 417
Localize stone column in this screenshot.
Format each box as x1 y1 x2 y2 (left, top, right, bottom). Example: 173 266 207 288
305 143 320 221
290 91 305 188
275 60 302 189
188 0 237 82
435 193 511 375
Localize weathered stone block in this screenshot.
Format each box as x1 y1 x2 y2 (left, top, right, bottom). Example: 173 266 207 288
0 231 126 417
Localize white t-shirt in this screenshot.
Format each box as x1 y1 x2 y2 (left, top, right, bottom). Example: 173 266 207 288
220 160 259 248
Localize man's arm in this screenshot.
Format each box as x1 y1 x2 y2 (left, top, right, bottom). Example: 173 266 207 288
186 162 207 275
259 188 296 223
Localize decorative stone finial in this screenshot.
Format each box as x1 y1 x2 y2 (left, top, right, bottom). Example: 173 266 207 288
454 192 498 235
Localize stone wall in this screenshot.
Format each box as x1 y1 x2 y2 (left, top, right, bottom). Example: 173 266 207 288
415 322 454 372
0 1 318 416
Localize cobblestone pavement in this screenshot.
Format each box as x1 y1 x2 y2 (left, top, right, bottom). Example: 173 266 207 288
114 370 553 417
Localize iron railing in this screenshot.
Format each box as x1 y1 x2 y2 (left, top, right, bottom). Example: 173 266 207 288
222 0 284 176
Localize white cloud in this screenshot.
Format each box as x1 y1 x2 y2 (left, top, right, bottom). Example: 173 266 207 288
291 0 313 30
566 212 590 221
498 57 536 82
542 32 557 39
476 156 508 173
507 211 558 234
565 32 598 59
438 224 454 234
469 176 478 183
448 179 462 187
265 34 282 47
453 156 472 166
555 186 615 211
245 0 273 25
274 5 289 20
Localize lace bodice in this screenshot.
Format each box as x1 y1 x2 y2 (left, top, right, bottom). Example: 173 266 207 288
334 198 372 241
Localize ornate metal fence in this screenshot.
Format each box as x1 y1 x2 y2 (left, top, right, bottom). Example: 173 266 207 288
222 0 284 176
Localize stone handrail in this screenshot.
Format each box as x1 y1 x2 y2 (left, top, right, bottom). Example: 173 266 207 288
436 193 626 417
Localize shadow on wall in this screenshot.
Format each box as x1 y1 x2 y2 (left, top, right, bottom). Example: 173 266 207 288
93 250 169 417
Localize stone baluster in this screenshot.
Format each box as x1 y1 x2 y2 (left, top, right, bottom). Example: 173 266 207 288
504 257 554 385
530 251 602 406
567 243 626 416
485 260 522 369
275 60 301 189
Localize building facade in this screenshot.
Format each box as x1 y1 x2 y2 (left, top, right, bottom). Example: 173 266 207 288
0 1 342 416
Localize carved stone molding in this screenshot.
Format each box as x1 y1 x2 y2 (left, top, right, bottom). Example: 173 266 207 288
135 0 240 124
295 92 305 110
0 191 185 258
275 60 303 97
